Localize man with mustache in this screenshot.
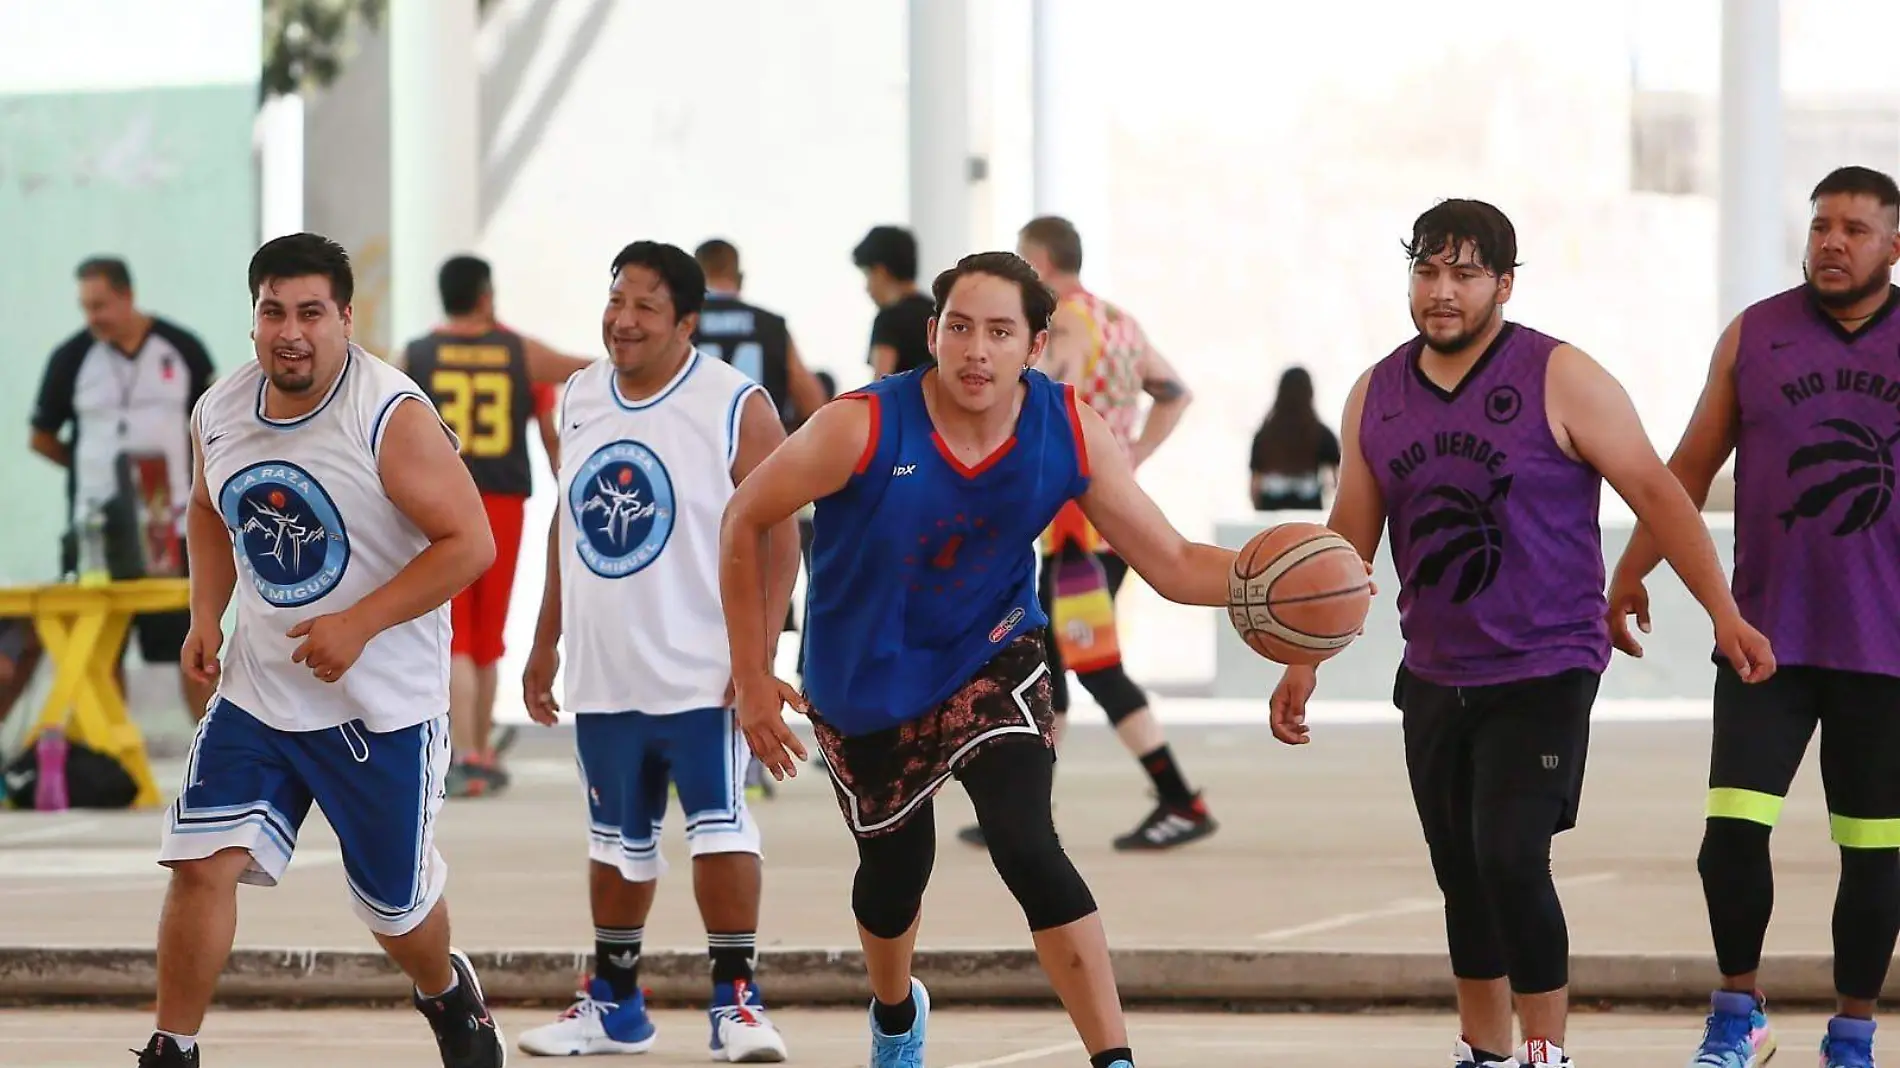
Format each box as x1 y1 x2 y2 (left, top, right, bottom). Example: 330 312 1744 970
1612 165 1900 1068
1271 199 1772 1068
141 233 505 1067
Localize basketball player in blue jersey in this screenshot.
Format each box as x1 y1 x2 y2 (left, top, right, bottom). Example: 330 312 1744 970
138 234 505 1068
517 242 797 1062
719 252 1240 1068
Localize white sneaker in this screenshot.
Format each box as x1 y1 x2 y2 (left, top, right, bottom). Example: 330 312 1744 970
1453 1037 1519 1067
516 977 658 1057
710 979 788 1062
1516 1039 1573 1067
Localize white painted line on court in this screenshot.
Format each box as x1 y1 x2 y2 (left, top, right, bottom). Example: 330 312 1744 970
944 1041 1084 1068
0 819 100 847
1253 872 1618 942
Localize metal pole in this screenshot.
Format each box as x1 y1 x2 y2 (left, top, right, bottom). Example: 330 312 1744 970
389 0 479 354
908 0 972 283
1718 0 1783 323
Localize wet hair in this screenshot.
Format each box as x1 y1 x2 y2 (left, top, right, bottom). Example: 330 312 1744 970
248 232 354 306
76 257 132 293
1402 199 1520 276
1018 215 1084 274
609 240 706 321
1811 166 1900 222
437 255 491 316
929 251 1058 334
1251 367 1325 475
852 225 919 282
694 238 741 280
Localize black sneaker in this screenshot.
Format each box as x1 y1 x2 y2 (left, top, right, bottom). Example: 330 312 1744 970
414 948 507 1067
1112 794 1218 851
956 823 987 848
133 1034 199 1067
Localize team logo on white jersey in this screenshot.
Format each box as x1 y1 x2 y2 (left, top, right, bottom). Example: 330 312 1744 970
219 461 350 607
568 439 675 578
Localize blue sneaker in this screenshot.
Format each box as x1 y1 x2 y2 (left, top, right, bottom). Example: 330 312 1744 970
710 978 788 1062
868 977 929 1068
1821 1015 1876 1068
515 976 658 1056
1687 990 1776 1067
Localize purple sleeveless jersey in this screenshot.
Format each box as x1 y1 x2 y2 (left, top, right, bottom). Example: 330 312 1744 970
1361 323 1612 686
1732 285 1900 679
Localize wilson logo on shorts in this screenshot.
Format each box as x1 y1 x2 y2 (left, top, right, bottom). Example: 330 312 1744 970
1779 418 1900 535
219 460 350 607
989 606 1025 643
569 439 675 579
1407 475 1513 603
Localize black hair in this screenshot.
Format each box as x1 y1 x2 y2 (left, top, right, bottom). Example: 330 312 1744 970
929 251 1058 334
1811 166 1900 218
1018 215 1084 274
610 240 706 320
437 255 492 316
1401 199 1520 276
694 238 741 279
248 232 354 306
76 257 132 293
852 225 919 282
1251 366 1325 476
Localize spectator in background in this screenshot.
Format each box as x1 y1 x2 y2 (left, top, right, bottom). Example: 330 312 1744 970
0 621 43 731
851 225 934 377
28 257 217 724
1248 366 1341 512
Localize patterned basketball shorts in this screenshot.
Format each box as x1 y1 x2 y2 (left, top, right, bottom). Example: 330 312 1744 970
808 635 1055 839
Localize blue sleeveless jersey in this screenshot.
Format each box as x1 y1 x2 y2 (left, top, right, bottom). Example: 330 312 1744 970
802 368 1092 736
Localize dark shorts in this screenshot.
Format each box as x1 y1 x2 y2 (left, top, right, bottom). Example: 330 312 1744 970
1708 662 1900 846
129 611 189 664
808 634 1055 839
1398 666 1598 836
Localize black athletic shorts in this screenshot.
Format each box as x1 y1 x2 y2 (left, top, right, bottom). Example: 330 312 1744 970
58 535 189 665
1398 666 1599 836
1707 662 1900 847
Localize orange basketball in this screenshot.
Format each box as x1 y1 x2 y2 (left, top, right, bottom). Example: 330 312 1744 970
1227 522 1372 666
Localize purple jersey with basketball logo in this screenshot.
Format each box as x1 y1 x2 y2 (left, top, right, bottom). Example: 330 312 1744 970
1731 285 1900 678
1360 323 1611 686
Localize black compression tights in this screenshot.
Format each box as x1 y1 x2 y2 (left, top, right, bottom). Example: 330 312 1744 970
852 741 1098 939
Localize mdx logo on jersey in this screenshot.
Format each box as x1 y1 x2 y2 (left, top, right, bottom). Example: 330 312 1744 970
219 461 350 607
569 439 676 578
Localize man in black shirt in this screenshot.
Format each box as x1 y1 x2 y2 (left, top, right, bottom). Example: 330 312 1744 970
851 225 934 377
691 239 827 427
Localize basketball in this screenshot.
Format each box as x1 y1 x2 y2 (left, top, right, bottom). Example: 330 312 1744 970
1227 522 1373 666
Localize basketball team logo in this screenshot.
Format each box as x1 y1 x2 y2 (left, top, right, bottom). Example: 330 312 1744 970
1407 475 1513 603
569 439 676 578
1778 418 1900 535
219 461 350 607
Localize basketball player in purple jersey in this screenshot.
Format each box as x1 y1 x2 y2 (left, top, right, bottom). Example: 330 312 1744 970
1270 200 1774 1068
718 252 1239 1068
1610 166 1900 1068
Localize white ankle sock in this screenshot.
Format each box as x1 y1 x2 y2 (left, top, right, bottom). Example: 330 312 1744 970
418 975 460 1000
157 1030 197 1052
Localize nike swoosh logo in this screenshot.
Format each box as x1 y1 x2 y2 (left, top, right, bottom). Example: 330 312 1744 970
1769 340 1796 350
204 432 227 445
1381 410 1403 421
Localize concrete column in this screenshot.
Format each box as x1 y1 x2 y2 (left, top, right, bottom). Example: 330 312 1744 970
1031 0 1111 290
1717 0 1782 323
389 0 479 353
256 92 305 242
908 0 972 283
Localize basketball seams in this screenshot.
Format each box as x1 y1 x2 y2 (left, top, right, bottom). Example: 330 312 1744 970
1229 529 1368 653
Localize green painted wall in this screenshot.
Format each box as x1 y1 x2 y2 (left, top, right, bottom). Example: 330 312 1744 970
0 84 257 583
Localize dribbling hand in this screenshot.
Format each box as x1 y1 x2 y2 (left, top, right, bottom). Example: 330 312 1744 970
522 642 560 726
1715 613 1777 684
1607 576 1651 657
1269 665 1317 746
736 674 809 782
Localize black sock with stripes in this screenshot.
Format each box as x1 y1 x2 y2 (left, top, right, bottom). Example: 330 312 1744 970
595 925 643 1001
708 931 757 986
1090 1048 1134 1067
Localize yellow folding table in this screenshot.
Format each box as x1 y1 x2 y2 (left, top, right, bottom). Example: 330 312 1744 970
0 578 187 809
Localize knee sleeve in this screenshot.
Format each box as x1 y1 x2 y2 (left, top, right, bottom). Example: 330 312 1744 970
1471 795 1569 995
1077 666 1147 725
851 811 936 940
960 742 1097 931
1698 817 1775 979
1834 846 1900 1000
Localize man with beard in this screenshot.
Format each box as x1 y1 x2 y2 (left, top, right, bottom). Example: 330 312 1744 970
1270 199 1774 1068
1611 165 1900 1068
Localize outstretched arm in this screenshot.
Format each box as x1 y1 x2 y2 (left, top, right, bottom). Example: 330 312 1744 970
1074 400 1234 606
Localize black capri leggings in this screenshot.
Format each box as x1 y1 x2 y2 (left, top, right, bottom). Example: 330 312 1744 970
1039 551 1148 723
851 740 1098 939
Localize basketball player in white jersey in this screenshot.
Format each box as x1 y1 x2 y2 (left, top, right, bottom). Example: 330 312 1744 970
516 241 799 1062
138 234 505 1068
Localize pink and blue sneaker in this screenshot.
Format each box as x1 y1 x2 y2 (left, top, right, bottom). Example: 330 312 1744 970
1687 989 1777 1068
1820 1015 1875 1068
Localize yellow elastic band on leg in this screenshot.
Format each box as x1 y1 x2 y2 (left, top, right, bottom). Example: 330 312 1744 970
1829 814 1900 848
1706 788 1785 827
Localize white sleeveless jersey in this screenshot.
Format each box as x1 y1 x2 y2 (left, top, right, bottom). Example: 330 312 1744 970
558 350 763 716
196 346 455 733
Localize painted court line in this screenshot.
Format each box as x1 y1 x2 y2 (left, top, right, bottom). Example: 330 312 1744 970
1253 872 1618 942
944 1041 1085 1068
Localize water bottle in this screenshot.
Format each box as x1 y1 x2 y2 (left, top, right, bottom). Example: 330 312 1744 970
77 506 109 587
34 728 70 812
